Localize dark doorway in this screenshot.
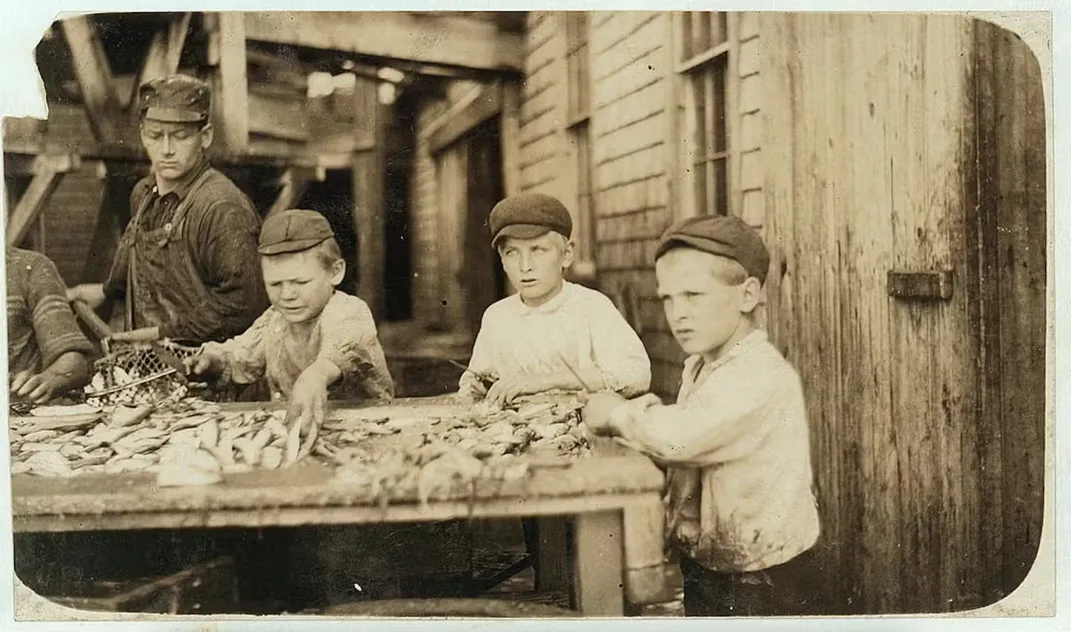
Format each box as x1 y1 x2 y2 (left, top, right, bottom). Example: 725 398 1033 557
462 117 507 336
296 169 358 296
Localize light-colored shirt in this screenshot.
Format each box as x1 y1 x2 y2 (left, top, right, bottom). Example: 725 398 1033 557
203 291 394 403
615 330 820 573
459 281 651 398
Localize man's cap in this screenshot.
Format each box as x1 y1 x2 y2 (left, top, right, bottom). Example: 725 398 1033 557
656 215 771 284
258 209 335 255
138 74 211 124
489 193 573 247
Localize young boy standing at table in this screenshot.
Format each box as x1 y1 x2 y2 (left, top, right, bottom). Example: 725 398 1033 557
583 215 823 617
187 208 394 441
458 192 651 406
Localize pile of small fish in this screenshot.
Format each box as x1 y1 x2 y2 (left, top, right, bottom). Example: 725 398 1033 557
9 396 591 502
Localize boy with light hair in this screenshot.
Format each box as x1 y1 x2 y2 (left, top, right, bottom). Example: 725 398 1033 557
583 215 824 616
458 192 651 406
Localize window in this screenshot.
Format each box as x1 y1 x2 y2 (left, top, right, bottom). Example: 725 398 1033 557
676 12 734 218
564 11 596 279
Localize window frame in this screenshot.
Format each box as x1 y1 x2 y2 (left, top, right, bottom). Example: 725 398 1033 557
563 11 597 279
672 11 740 220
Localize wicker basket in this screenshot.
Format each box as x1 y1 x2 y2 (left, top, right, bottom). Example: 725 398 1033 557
84 339 200 407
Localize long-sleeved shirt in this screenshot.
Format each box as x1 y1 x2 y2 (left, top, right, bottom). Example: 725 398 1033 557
459 281 651 398
201 291 395 403
6 248 95 376
614 330 820 573
105 159 268 343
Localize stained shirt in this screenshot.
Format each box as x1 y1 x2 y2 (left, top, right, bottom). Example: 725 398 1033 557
459 281 651 398
6 248 94 375
614 330 821 573
201 291 395 403
104 158 268 343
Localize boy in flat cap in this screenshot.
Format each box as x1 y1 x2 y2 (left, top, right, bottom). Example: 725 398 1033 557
583 215 823 617
459 192 651 407
68 74 267 346
185 209 394 444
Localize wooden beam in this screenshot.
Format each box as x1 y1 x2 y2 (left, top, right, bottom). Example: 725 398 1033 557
6 155 79 247
425 82 504 155
500 81 522 197
267 166 323 216
244 12 524 74
58 16 123 143
353 105 386 319
128 13 193 110
207 12 249 153
248 90 310 143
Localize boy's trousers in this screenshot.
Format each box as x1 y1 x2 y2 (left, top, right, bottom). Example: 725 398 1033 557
679 546 826 617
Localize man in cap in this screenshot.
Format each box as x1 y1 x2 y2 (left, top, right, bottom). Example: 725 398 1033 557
582 214 824 617
457 192 651 408
186 208 394 448
67 74 267 346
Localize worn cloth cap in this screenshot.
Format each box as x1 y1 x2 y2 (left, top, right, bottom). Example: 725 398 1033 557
489 193 573 247
258 209 335 255
656 215 771 284
138 74 211 124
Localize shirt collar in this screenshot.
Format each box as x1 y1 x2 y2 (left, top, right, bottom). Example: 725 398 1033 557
505 281 575 317
152 157 210 201
683 329 768 379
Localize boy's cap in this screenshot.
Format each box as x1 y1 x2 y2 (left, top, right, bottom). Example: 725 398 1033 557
138 75 211 124
489 193 573 247
258 209 335 255
656 215 771 284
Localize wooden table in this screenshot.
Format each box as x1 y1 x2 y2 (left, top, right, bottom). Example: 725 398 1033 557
9 397 668 616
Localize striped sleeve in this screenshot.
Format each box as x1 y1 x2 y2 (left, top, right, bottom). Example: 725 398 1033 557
26 253 94 369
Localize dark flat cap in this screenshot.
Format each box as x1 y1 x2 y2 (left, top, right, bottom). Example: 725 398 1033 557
258 209 335 255
138 74 211 124
656 215 771 284
489 193 573 247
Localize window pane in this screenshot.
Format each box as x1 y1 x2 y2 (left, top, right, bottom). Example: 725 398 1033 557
680 12 693 61
714 157 728 216
706 159 717 217
692 74 707 160
712 60 727 153
691 12 712 57
693 162 708 216
712 12 728 47
704 71 716 159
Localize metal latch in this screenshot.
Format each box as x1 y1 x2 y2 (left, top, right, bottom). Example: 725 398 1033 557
887 270 953 301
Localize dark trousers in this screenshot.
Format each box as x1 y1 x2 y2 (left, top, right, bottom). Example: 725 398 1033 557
680 547 826 617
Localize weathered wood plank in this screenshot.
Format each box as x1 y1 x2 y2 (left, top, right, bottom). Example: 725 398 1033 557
58 16 123 143
425 83 503 155
6 155 78 247
129 13 193 109
268 166 323 217
354 146 386 321
207 12 249 153
244 12 524 73
247 90 310 142
500 82 522 197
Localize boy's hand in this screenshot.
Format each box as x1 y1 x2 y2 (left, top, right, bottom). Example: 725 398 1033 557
582 391 628 435
286 370 328 460
185 352 223 378
10 369 67 405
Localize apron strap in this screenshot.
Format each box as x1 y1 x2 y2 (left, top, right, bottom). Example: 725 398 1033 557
125 168 215 331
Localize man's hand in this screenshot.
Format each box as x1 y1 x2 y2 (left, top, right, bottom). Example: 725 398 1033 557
184 352 223 379
582 391 629 435
66 284 106 310
10 369 68 405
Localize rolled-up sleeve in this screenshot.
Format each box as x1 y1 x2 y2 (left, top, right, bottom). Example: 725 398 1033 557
616 369 780 466
201 310 270 386
588 295 651 397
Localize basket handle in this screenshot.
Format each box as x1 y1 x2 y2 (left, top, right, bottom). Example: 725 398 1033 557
71 299 114 343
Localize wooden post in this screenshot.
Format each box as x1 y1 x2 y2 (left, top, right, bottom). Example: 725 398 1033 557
207 12 249 154
500 81 522 198
7 155 79 247
353 122 385 319
573 510 625 616
128 13 193 111
59 16 122 143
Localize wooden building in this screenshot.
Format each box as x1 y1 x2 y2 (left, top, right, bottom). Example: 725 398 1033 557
3 11 1047 616
400 12 1047 614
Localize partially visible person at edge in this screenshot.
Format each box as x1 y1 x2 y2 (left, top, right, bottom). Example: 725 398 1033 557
582 215 824 617
457 192 651 408
7 247 94 405
66 74 268 349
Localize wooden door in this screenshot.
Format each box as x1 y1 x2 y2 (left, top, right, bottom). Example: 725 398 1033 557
464 117 507 337
763 13 1046 614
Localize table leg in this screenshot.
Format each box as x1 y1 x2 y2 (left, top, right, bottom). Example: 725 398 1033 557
533 517 571 593
573 510 624 616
